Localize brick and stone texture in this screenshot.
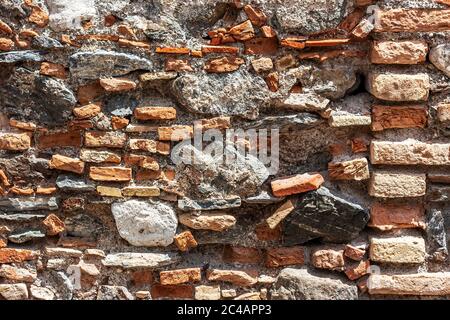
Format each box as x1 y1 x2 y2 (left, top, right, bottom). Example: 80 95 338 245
0 0 449 301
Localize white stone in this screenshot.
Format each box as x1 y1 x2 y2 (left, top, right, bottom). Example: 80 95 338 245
102 252 179 269
430 44 450 78
112 200 178 247
0 283 28 300
47 0 97 31
195 285 221 300
30 285 55 300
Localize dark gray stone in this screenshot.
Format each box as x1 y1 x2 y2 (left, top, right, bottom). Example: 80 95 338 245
32 36 63 50
243 191 285 204
426 209 448 262
178 196 241 211
427 185 450 202
0 68 76 125
0 213 46 221
0 197 58 212
0 50 47 63
104 94 139 117
282 187 369 245
56 175 96 192
64 214 103 238
69 50 153 79
8 230 46 244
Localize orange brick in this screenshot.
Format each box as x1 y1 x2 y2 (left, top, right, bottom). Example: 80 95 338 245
99 78 136 92
35 186 57 195
204 56 244 73
0 19 13 35
9 119 36 131
0 133 31 151
266 247 305 268
111 116 129 130
85 131 126 148
173 231 198 252
260 25 276 38
271 173 324 197
118 38 151 49
73 102 102 119
0 248 38 263
244 37 278 55
9 186 34 196
165 58 194 72
134 107 177 120
24 0 48 27
0 170 10 187
49 154 85 174
244 5 267 27
265 72 279 92
155 47 190 54
19 29 39 38
229 20 255 41
374 9 450 32
201 45 239 54
305 39 351 47
43 214 65 236
280 38 306 50
160 268 201 285
40 62 67 79
89 167 132 182
158 125 193 141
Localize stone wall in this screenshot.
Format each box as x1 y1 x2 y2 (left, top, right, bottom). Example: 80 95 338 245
0 0 449 300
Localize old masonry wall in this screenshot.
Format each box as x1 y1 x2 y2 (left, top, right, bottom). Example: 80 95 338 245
0 0 449 300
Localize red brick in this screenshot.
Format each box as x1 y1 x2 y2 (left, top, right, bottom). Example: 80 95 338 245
371 105 428 131
0 248 38 263
369 202 426 231
37 130 82 149
266 247 305 268
223 246 262 264
271 173 324 197
151 284 194 299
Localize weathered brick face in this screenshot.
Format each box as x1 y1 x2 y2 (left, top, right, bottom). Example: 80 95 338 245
0 0 449 301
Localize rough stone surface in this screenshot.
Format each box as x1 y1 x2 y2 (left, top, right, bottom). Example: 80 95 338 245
111 200 177 247
430 44 450 77
102 252 180 269
367 72 430 102
272 268 358 300
369 236 426 264
0 0 449 301
369 172 426 198
171 70 270 120
70 50 153 79
368 273 450 296
371 41 428 65
283 187 369 244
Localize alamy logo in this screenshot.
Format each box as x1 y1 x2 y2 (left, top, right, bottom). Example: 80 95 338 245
366 4 381 28
170 121 280 175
